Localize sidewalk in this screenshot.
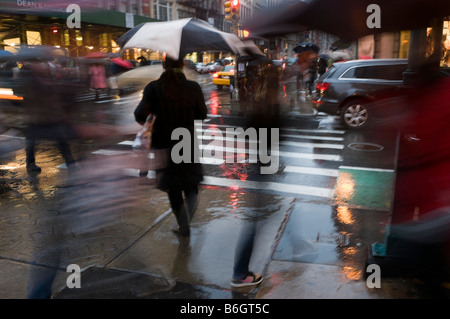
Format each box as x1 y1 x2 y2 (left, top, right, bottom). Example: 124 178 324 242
0 181 420 299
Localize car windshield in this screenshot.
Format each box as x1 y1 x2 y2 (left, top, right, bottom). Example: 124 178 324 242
222 65 234 72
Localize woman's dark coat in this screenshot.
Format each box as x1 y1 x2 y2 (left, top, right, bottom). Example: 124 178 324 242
134 71 207 192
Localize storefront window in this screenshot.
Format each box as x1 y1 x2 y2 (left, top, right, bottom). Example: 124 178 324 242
64 30 70 46
153 0 172 21
399 30 410 59
26 31 41 46
100 33 109 47
3 38 20 53
75 30 83 47
441 19 450 67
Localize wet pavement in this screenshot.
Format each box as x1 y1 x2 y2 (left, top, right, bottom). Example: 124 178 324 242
0 73 437 301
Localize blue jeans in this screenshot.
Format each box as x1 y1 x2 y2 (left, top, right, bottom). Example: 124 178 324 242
233 222 256 280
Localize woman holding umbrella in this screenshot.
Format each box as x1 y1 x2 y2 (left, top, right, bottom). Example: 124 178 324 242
134 56 207 237
88 62 108 101
294 42 319 100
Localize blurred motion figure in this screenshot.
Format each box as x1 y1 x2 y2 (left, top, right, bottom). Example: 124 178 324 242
20 58 77 173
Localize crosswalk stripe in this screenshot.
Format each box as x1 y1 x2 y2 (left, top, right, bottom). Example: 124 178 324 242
200 122 345 135
281 127 345 135
103 145 343 162
120 169 333 198
197 144 343 161
280 140 344 149
201 176 334 198
91 149 130 156
284 166 339 177
279 133 344 141
196 127 344 142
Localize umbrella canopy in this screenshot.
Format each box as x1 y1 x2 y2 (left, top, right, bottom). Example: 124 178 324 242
244 0 450 41
247 54 272 66
118 17 263 59
12 45 67 61
0 51 13 57
110 57 134 69
85 51 107 59
293 42 320 54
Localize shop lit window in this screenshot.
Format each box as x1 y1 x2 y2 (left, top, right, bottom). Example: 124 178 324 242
442 20 450 67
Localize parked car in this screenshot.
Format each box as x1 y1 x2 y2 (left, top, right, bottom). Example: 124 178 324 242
197 62 218 74
184 59 196 70
195 62 206 73
212 64 235 90
312 58 408 129
206 62 223 73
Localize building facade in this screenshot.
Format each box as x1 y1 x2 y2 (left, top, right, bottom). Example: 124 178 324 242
3 0 441 63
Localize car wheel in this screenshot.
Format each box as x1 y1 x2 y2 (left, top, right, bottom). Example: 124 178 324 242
340 100 369 129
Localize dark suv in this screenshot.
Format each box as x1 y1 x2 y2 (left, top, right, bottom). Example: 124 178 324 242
312 59 408 129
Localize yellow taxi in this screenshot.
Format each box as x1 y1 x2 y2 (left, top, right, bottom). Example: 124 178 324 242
212 64 235 90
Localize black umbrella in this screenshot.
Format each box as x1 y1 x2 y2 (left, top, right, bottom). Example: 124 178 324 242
13 46 67 61
293 42 320 54
247 54 272 66
118 17 262 59
244 0 450 41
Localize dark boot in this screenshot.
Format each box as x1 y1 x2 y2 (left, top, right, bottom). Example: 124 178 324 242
26 162 41 173
25 139 40 172
172 204 190 237
185 187 199 222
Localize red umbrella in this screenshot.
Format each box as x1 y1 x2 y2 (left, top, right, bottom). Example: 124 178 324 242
85 51 107 59
111 57 134 69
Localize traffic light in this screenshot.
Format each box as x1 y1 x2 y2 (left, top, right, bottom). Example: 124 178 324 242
224 0 239 22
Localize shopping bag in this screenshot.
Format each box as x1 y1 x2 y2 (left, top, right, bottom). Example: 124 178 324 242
132 114 156 150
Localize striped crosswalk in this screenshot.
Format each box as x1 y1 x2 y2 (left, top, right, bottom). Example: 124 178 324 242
76 116 347 200
74 91 142 104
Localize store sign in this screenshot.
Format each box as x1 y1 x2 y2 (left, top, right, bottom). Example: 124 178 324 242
15 1 81 28
16 0 65 11
125 13 134 28
66 4 80 28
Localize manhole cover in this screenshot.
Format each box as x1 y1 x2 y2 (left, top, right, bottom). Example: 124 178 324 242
348 142 384 152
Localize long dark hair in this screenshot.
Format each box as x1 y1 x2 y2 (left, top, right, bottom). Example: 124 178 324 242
161 57 184 99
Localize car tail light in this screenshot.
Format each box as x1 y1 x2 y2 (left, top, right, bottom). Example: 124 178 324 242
213 72 219 78
316 82 330 93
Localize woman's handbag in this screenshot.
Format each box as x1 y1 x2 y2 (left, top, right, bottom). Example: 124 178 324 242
132 114 156 150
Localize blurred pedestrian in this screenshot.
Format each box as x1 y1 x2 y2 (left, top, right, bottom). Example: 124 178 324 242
296 50 318 101
88 62 107 100
134 56 207 237
20 59 77 173
230 58 282 289
306 58 318 96
318 55 328 77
